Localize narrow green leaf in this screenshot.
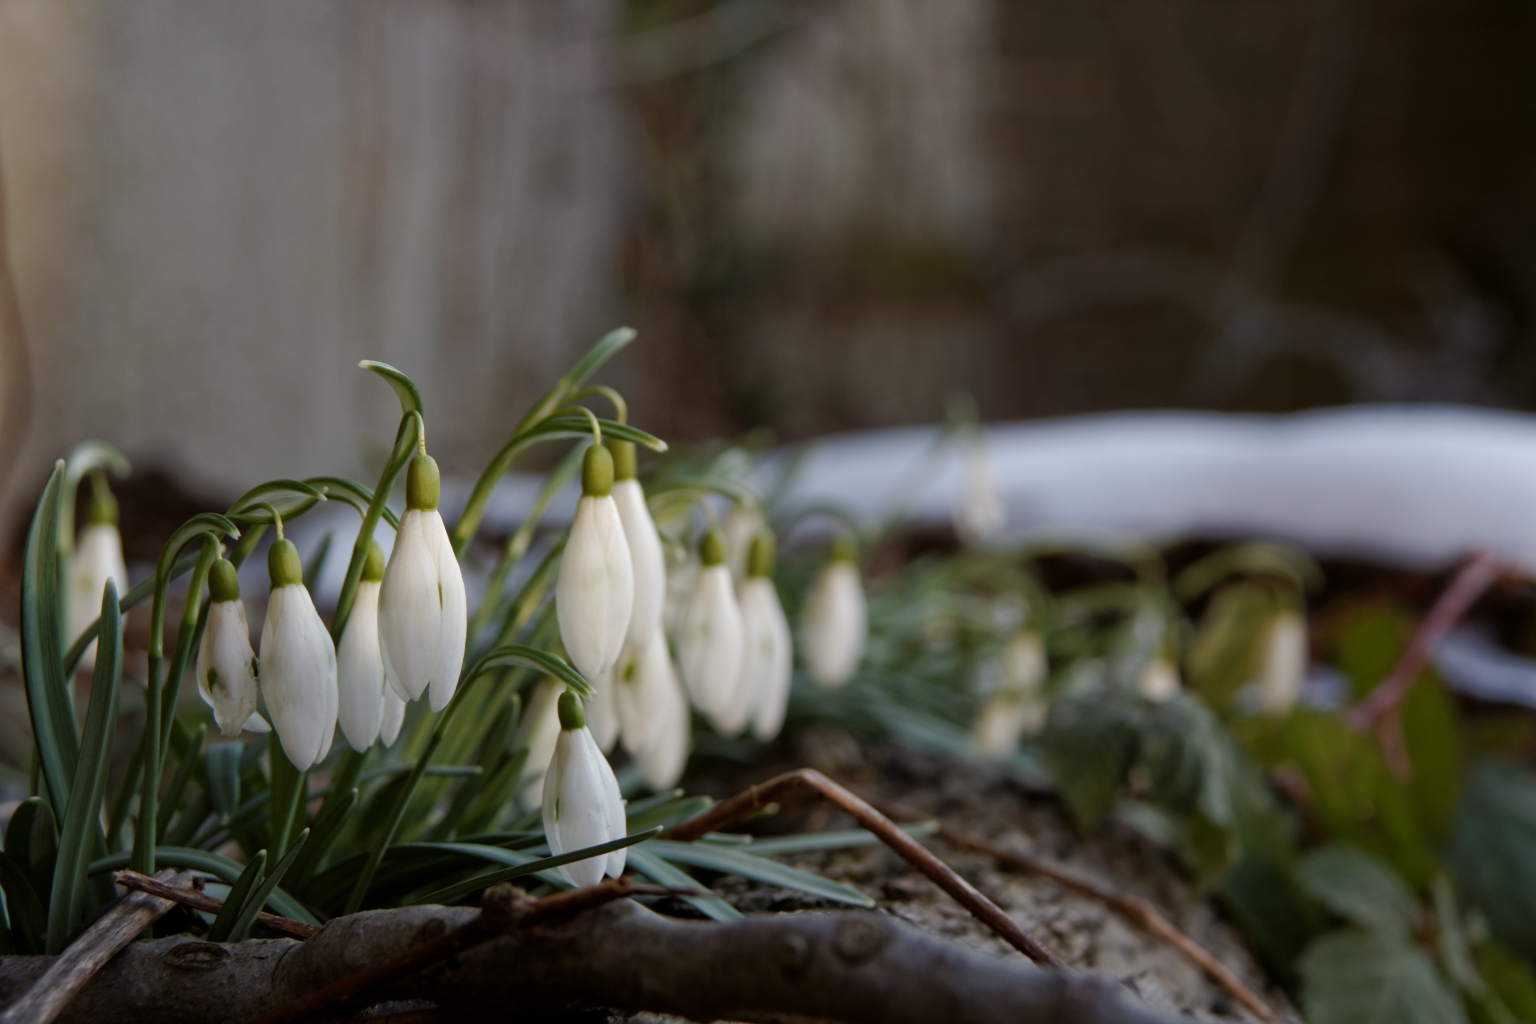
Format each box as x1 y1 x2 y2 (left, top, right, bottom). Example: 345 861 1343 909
20 463 77 813
266 733 307 860
283 788 356 892
408 828 664 907
87 847 318 926
741 823 939 856
6 797 57 906
204 743 243 822
227 830 309 941
331 411 420 644
303 477 401 530
360 360 424 416
46 580 122 953
0 852 46 954
301 533 332 595
646 840 873 908
626 847 742 922
157 724 206 838
205 850 266 942
461 645 590 699
629 796 715 835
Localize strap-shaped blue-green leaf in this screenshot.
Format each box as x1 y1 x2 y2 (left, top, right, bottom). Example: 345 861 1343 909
87 848 317 926
303 477 401 530
203 743 243 822
20 463 77 813
742 822 939 856
628 796 715 835
407 828 663 907
330 411 421 644
46 579 122 953
205 850 265 942
645 840 873 908
461 645 590 698
6 797 57 906
283 788 356 892
0 851 46 954
156 724 206 838
302 533 333 595
625 847 742 922
360 360 424 416
227 480 327 525
226 829 308 941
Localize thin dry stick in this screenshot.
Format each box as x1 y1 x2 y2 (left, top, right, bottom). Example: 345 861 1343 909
666 768 1068 969
1346 551 1505 776
252 879 648 1024
928 823 1275 1022
0 868 191 1024
112 870 318 940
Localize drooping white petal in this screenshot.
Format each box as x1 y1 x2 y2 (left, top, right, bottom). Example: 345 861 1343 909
337 580 385 750
587 661 620 754
557 495 635 681
637 662 690 791
196 600 260 738
428 515 468 711
380 684 405 746
955 440 1006 544
678 564 744 724
242 712 271 733
517 680 564 810
1258 612 1308 716
259 584 339 770
1001 632 1047 695
1137 659 1181 702
612 479 666 649
800 562 866 688
378 510 439 702
663 550 699 641
971 693 1049 758
67 524 129 670
542 726 623 887
722 577 787 738
746 579 794 743
615 631 670 755
585 727 629 878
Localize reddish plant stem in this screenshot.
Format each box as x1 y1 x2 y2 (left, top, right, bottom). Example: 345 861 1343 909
112 871 318 940
667 768 1068 969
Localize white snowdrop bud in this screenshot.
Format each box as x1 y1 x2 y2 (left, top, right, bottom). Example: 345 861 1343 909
608 440 666 649
970 632 1048 758
67 477 128 670
337 542 387 751
722 502 765 584
737 534 792 743
195 558 260 738
614 628 668 756
587 660 621 754
636 649 691 791
542 691 627 887
1137 658 1181 703
379 453 469 711
556 445 635 682
954 434 1005 544
800 536 866 688
679 531 745 729
260 538 339 769
1258 610 1308 716
379 685 405 747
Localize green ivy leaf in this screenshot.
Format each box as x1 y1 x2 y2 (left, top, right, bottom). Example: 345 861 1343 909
1301 928 1467 1024
1296 844 1419 937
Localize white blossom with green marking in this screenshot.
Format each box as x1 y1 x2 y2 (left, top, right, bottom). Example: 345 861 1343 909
542 690 627 887
195 557 260 738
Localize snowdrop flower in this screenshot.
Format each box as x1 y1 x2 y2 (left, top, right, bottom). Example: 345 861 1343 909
337 542 387 750
1258 610 1308 716
67 475 128 670
954 433 1005 544
195 557 260 738
609 439 665 649
260 535 338 770
722 502 765 584
799 536 866 688
736 534 793 743
613 629 668 755
380 686 405 747
637 659 691 791
557 444 634 682
1136 657 1181 702
542 690 627 887
379 452 468 712
662 547 699 641
971 632 1048 758
679 530 745 730
586 661 621 754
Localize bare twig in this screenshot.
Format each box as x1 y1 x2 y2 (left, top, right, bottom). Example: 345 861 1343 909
112 870 318 940
666 768 1068 969
1347 552 1505 776
925 822 1276 1021
252 879 640 1024
0 869 190 1024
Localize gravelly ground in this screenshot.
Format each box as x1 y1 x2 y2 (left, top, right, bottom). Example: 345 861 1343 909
628 726 1298 1023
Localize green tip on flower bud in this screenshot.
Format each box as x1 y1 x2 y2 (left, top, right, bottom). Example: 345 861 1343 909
209 558 241 602
557 689 586 731
831 534 858 564
700 529 725 567
362 540 385 582
267 539 304 589
748 531 776 578
582 444 614 497
606 438 637 481
85 472 119 526
406 454 440 511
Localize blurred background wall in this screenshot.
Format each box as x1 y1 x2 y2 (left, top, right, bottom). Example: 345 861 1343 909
0 0 1534 527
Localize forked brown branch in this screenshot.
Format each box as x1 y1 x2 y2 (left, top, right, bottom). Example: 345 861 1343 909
666 767 1068 968
112 870 318 939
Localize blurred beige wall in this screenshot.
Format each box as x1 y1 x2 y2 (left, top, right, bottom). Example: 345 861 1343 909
0 0 627 532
